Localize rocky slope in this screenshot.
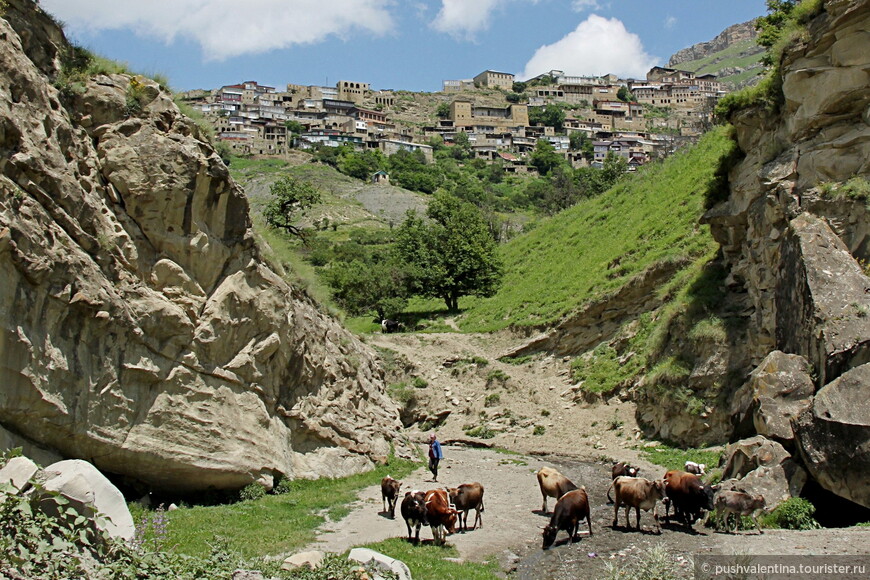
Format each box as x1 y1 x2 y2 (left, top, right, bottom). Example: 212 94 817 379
0 0 409 493
668 20 761 67
701 0 870 509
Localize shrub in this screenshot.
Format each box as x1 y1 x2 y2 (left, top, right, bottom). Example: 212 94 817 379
604 543 685 580
464 425 496 439
484 393 500 407
387 382 416 405
486 369 510 386
533 425 546 436
761 497 821 530
412 377 429 389
239 483 267 502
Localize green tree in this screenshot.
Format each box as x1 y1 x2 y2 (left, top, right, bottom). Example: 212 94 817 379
339 149 385 180
436 102 451 118
451 131 473 161
262 176 321 240
529 104 566 132
529 139 565 176
393 193 503 311
322 257 408 319
284 120 305 136
511 81 528 93
617 86 635 102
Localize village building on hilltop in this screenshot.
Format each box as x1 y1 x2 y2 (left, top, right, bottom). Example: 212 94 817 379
179 66 729 171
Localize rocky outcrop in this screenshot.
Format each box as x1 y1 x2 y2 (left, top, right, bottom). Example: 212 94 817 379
668 21 760 67
721 435 807 509
703 0 870 509
0 1 408 492
793 364 870 509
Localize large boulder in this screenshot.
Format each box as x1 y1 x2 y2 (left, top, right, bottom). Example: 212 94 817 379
0 455 39 492
731 351 815 443
0 3 408 492
794 363 870 509
38 459 135 541
721 435 807 509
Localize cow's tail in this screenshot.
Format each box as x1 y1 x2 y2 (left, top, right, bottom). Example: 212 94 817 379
480 497 485 513
606 480 615 504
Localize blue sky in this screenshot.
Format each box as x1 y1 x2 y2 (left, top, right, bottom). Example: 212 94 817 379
39 1 769 93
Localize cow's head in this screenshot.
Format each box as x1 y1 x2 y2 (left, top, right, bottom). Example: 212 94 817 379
701 485 716 511
542 524 558 549
627 465 639 477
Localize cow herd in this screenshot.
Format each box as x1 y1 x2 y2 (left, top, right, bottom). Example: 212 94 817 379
379 459 765 551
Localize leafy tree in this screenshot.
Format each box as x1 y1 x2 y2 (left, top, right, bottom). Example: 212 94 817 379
322 257 408 319
339 149 385 180
450 131 473 161
262 176 321 240
511 81 528 93
435 102 451 118
529 139 565 176
393 193 503 311
529 104 566 132
284 120 305 136
542 165 581 215
505 92 523 103
617 86 635 102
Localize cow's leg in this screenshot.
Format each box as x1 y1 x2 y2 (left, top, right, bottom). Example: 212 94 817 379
752 513 763 535
653 505 661 534
634 506 641 530
613 501 621 528
542 494 548 514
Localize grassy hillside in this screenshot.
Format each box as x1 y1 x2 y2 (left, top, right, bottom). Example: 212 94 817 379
455 126 737 333
675 39 765 87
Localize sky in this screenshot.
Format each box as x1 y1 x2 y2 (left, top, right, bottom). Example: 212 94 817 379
39 0 770 93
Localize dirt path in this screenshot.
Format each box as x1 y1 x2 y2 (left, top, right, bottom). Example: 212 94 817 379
309 330 870 576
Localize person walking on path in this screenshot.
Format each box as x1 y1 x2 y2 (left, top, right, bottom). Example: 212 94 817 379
428 433 443 481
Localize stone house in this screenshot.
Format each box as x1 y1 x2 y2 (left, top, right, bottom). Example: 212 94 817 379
473 70 515 90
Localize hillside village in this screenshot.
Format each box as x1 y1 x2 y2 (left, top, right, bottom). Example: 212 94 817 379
180 65 729 174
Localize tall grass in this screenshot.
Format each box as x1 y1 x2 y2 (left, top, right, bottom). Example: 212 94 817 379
456 127 736 332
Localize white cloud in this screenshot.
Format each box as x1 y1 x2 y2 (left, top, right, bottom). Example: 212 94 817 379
38 0 396 60
571 0 601 11
520 15 659 80
664 16 678 29
430 0 506 39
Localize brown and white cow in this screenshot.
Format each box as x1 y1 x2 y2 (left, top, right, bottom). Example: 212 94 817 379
663 470 717 527
713 490 766 534
425 488 459 546
610 476 668 533
381 475 402 519
400 490 428 543
536 467 578 514
447 482 485 531
607 462 640 503
542 488 592 549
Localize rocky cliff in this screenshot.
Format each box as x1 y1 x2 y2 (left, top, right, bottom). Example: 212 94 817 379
0 0 408 493
668 20 760 67
701 0 870 509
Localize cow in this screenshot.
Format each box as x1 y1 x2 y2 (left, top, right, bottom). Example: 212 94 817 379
713 490 766 534
663 470 717 528
542 488 592 549
447 482 485 531
607 462 640 503
381 475 402 519
610 476 668 533
400 490 428 543
381 319 402 333
536 467 578 514
424 488 459 546
685 461 707 476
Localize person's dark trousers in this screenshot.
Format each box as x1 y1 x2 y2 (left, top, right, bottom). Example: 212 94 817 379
429 457 440 481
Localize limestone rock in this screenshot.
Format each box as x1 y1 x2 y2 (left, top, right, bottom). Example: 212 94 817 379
794 363 870 508
0 3 408 493
0 455 39 492
348 548 412 580
731 351 815 443
721 435 807 510
282 550 325 571
39 459 135 541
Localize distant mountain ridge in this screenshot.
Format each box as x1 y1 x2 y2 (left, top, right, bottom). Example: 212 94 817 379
667 20 765 88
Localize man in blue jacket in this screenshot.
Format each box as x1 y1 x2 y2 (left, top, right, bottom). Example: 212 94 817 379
428 432 443 481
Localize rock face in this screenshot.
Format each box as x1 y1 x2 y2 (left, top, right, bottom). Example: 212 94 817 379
0 0 407 492
721 435 807 510
793 364 870 509
668 21 760 67
703 0 870 508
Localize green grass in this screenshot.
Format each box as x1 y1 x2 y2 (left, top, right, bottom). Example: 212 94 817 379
455 127 735 333
641 444 722 473
162 456 419 559
676 39 765 83
360 538 500 580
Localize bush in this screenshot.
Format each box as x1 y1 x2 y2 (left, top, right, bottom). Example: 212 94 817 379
533 425 546 436
239 483 267 502
761 497 821 530
484 393 500 407
464 425 496 439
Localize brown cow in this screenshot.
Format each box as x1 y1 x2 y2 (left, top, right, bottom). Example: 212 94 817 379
425 489 459 546
542 488 592 549
713 490 766 534
447 482 485 531
663 470 716 527
400 490 428 543
610 476 668 533
381 475 402 519
607 462 640 503
536 467 578 514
